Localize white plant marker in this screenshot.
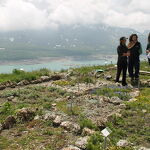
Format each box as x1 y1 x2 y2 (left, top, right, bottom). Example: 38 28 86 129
101 127 112 150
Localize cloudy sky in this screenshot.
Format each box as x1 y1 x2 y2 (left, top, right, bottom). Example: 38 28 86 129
0 0 150 32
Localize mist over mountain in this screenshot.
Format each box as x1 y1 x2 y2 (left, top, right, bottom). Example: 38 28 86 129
0 24 148 62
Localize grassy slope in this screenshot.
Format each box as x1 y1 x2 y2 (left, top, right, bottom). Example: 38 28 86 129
0 62 149 150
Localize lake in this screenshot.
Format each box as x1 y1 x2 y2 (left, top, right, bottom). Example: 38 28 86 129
0 55 146 74
0 55 117 73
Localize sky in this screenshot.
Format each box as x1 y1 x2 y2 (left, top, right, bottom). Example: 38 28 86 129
0 0 150 32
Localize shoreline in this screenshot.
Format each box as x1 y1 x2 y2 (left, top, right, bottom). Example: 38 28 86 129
0 54 117 66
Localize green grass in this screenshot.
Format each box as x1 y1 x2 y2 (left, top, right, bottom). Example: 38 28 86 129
0 86 68 123
106 88 150 147
86 87 150 149
56 100 81 116
79 115 98 131
140 61 150 72
0 68 51 83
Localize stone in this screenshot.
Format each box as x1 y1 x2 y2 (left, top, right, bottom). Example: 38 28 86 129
52 103 57 107
16 108 35 122
0 123 3 131
7 96 15 101
34 115 41 120
2 116 16 129
75 136 90 149
138 147 150 150
117 140 130 147
129 98 138 102
130 90 140 98
40 76 50 82
82 127 95 136
110 96 122 105
105 75 112 80
119 104 126 109
50 75 62 81
142 109 147 113
60 121 80 133
62 145 81 150
53 116 62 125
17 80 30 86
44 112 56 121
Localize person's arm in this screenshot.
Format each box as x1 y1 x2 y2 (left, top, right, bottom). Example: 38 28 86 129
117 46 123 57
146 44 149 54
139 43 142 55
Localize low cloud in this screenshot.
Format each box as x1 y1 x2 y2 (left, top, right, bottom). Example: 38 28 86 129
0 0 150 32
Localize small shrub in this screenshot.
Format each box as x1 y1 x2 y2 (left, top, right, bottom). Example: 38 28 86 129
86 133 104 150
79 115 98 130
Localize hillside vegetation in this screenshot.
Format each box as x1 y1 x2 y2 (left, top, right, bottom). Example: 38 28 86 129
0 61 150 150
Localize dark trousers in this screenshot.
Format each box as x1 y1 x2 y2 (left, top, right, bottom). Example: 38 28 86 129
148 58 150 65
128 57 140 78
116 61 127 84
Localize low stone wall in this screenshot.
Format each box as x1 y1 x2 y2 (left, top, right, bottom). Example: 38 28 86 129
0 74 63 90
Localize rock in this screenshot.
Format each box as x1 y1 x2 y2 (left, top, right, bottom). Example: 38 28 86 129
130 90 140 98
141 80 150 87
40 76 50 82
0 123 3 131
75 136 90 149
142 109 147 113
138 147 150 150
62 145 81 150
110 96 122 105
117 140 130 147
16 108 35 122
0 85 6 90
17 80 30 86
2 116 16 129
50 75 62 81
52 103 57 107
7 96 15 101
105 75 112 80
119 104 126 109
82 128 95 136
60 121 80 133
53 116 62 126
44 112 56 121
34 115 41 120
115 82 122 87
31 79 42 84
129 98 138 102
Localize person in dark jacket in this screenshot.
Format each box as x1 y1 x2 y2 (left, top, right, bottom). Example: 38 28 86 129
116 37 129 86
146 33 150 65
128 34 142 82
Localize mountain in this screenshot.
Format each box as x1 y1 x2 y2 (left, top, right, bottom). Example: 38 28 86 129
0 24 148 62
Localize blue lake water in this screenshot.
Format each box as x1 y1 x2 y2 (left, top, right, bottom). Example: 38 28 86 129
0 57 117 73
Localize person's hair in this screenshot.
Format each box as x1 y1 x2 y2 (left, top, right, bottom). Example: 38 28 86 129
129 34 138 42
120 40 125 45
148 33 150 43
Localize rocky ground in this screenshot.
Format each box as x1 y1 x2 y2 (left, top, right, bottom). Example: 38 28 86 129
0 63 150 150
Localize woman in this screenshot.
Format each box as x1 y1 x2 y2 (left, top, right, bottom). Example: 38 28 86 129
146 33 150 65
128 34 142 82
116 37 129 86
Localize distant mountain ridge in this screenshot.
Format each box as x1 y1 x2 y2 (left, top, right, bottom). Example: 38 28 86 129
0 24 148 62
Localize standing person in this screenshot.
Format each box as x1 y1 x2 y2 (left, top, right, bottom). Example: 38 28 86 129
146 33 150 65
116 37 129 86
128 34 142 82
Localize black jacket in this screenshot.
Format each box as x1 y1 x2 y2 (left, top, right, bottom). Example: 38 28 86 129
117 44 128 62
129 42 142 58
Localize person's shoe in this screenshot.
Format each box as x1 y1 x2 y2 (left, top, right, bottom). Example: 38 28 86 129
122 82 128 86
131 77 134 82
